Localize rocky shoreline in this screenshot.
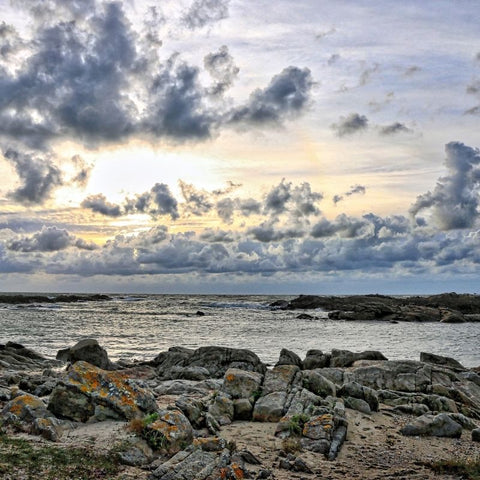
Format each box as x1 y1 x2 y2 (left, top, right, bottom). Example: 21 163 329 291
1 339 479 479
0 293 112 304
272 292 480 323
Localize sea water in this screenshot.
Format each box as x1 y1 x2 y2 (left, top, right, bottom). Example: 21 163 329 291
1 294 479 367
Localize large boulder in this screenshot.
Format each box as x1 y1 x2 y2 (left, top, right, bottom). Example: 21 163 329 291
400 413 463 438
48 361 157 421
302 350 330 370
0 342 60 370
262 365 300 396
420 352 466 371
222 368 263 400
56 339 113 370
337 381 379 411
253 392 287 422
330 349 387 368
302 370 336 398
276 349 303 368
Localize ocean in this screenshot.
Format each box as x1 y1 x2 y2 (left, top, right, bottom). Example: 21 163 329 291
1 294 479 367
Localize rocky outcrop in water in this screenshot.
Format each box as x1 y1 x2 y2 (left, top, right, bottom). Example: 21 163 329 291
274 292 480 322
0 294 111 304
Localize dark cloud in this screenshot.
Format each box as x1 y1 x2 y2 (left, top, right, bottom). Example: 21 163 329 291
81 194 122 217
409 141 480 230
199 228 234 243
464 105 480 115
335 184 366 204
248 220 305 243
182 0 230 30
216 198 234 223
476 52 480 62
7 226 96 252
4 148 63 204
466 80 480 95
264 179 291 214
359 63 379 86
379 122 412 136
229 67 314 125
236 198 261 217
0 21 22 58
179 181 213 215
291 183 323 217
70 155 92 187
204 45 239 96
327 54 340 66
404 66 421 76
331 113 368 137
316 28 336 40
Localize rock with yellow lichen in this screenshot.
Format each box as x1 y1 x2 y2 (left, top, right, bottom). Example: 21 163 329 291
48 360 157 422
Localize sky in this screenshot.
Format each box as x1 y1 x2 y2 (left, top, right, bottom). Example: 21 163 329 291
0 0 480 294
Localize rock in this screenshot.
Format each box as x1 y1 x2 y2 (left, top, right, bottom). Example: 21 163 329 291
338 381 379 411
331 349 387 368
344 397 371 414
296 313 314 320
302 370 336 398
208 392 234 426
2 393 51 425
56 339 113 370
302 414 335 440
262 365 300 395
48 361 157 422
447 413 478 430
117 437 154 466
144 409 193 453
233 398 253 420
400 413 463 438
275 348 303 368
175 396 205 429
195 311 205 316
302 350 330 369
168 365 210 381
0 342 59 371
192 436 226 452
472 428 480 442
420 352 466 370
279 454 313 474
328 425 347 461
154 379 219 396
222 368 263 400
393 403 430 416
253 392 287 422
32 416 72 442
440 309 465 323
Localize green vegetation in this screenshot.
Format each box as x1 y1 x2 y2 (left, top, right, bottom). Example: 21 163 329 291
287 413 310 436
427 456 480 480
282 437 302 454
0 432 122 479
128 412 167 450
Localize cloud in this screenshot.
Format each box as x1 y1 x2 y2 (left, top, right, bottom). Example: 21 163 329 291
4 148 63 204
229 67 314 126
140 183 180 220
409 141 480 230
81 194 122 217
264 179 292 214
7 226 96 252
464 106 480 115
466 80 480 95
182 0 230 30
331 113 368 137
70 155 92 187
327 54 340 66
334 184 367 204
179 181 213 215
379 122 412 135
359 63 379 86
316 28 336 40
404 66 421 76
204 45 239 96
216 198 234 223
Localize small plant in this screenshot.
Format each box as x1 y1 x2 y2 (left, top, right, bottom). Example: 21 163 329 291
426 456 480 480
142 412 160 426
129 412 169 451
226 440 237 452
251 390 262 402
287 413 310 436
282 437 302 454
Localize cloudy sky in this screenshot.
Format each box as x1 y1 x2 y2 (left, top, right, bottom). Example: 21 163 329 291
1 0 479 294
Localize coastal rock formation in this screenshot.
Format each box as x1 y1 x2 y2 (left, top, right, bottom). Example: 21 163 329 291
1 342 479 479
56 338 113 370
275 292 480 322
48 360 157 421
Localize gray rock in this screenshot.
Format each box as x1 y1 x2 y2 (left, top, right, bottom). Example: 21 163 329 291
56 338 113 370
302 350 330 370
253 392 287 422
420 352 466 370
233 398 253 420
262 365 300 396
302 370 336 398
344 396 371 414
154 379 215 396
222 368 263 400
330 349 387 368
116 438 154 467
337 381 379 411
208 392 234 426
175 396 205 429
275 348 303 368
328 425 348 461
472 428 480 442
393 403 430 416
400 413 463 438
168 366 210 381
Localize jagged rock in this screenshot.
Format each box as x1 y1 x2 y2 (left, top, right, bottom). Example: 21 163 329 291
208 392 234 426
331 349 387 368
48 361 157 421
284 388 323 417
192 436 226 452
400 413 463 438
420 352 466 370
222 368 263 399
144 409 193 453
56 339 113 370
168 366 210 381
296 313 315 320
275 348 303 368
447 413 478 430
393 403 430 416
2 393 51 425
0 342 59 371
472 428 480 442
253 392 287 422
328 425 347 461
154 379 221 396
302 350 330 369
117 437 154 466
32 416 72 442
262 365 300 395
302 414 334 440
175 396 205 429
302 370 336 398
233 398 253 420
316 367 344 385
152 346 266 380
337 381 379 411
278 454 313 474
